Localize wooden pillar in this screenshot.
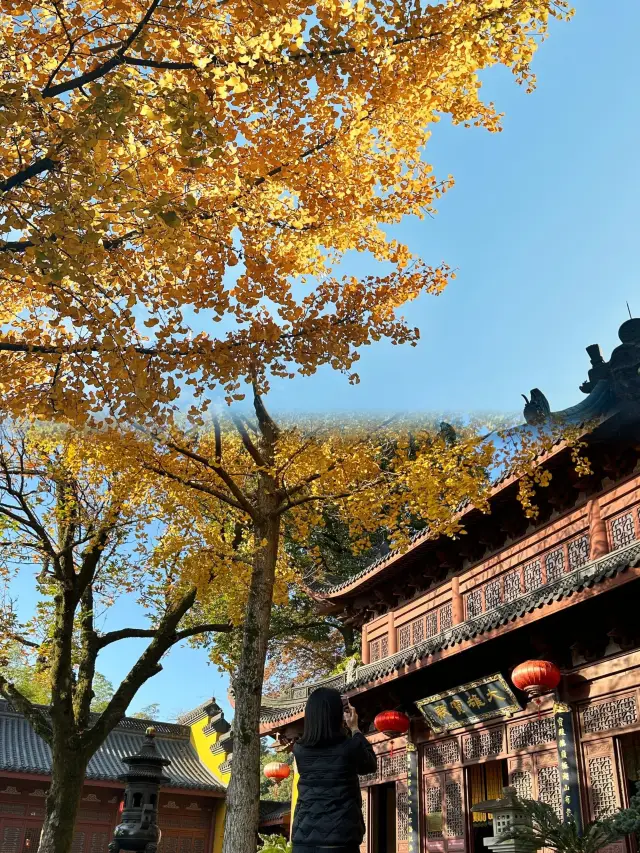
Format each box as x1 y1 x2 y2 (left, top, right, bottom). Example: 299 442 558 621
361 623 370 665
451 576 464 625
388 611 397 656
588 498 609 560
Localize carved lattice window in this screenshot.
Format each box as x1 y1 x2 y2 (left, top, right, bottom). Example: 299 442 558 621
0 827 20 853
71 833 86 853
463 729 504 761
610 512 637 550
445 782 464 837
538 766 562 819
381 752 406 778
397 792 409 841
398 624 411 650
466 589 482 619
583 696 638 733
380 635 389 658
503 571 522 602
545 547 565 583
0 804 24 815
89 832 108 853
567 535 590 570
524 560 543 592
423 740 460 768
509 718 556 751
412 618 425 645
426 612 438 638
511 770 533 800
426 786 443 838
484 579 503 611
439 604 453 631
359 769 378 785
589 756 618 819
369 639 381 663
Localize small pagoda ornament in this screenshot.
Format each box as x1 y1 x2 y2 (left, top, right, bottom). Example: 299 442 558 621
471 787 541 853
109 727 170 853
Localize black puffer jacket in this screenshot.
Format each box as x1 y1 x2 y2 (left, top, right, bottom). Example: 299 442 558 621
292 730 377 852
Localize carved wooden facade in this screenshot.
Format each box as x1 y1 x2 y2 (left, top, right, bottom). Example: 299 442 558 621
0 783 217 853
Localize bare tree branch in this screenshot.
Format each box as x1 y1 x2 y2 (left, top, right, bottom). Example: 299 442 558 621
0 675 53 743
96 621 231 649
0 157 56 194
144 462 245 512
232 414 268 469
162 439 257 519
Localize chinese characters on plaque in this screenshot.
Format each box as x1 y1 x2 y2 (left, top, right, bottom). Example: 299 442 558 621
415 674 521 733
406 742 420 853
553 702 582 831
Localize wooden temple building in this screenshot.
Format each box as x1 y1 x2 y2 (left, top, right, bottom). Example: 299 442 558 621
260 319 640 853
0 698 238 853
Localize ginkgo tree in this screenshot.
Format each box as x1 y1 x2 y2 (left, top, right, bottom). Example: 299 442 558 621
0 0 576 850
0 0 571 423
125 399 584 853
0 423 232 853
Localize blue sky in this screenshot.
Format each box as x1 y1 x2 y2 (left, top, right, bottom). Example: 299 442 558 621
264 0 640 417
10 1 640 723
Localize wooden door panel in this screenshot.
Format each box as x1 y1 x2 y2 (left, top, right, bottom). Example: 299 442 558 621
158 832 207 853
443 770 465 853
582 738 624 853
423 772 444 853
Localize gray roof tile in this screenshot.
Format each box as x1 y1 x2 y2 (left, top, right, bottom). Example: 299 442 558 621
0 705 224 793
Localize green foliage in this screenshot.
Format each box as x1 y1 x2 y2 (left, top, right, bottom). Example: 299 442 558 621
0 644 114 711
90 673 115 713
500 795 640 853
131 703 161 720
607 786 640 837
257 834 291 853
260 741 293 802
330 652 362 676
0 646 50 704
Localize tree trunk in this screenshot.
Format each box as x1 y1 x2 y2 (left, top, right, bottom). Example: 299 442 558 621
222 514 280 853
341 624 357 658
38 739 88 853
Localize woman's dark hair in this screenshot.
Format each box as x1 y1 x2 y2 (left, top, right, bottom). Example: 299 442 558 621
299 687 346 747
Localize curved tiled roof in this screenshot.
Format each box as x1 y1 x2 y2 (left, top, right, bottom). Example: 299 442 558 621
314 379 619 601
0 703 225 793
176 697 222 727
260 539 640 726
259 800 291 824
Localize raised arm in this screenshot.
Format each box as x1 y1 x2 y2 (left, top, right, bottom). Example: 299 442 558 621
344 703 377 775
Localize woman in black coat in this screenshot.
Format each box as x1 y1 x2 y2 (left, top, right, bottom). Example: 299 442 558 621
292 687 377 853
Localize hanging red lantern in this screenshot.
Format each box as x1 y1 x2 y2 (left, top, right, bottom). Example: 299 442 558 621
264 762 291 782
374 710 410 759
374 710 410 738
511 660 562 699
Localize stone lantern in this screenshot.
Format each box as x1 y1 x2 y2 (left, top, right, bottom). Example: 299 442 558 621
471 787 541 853
109 727 171 853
